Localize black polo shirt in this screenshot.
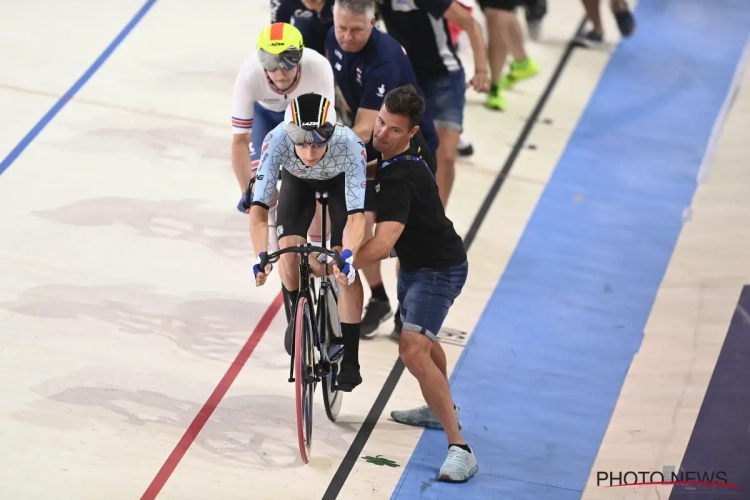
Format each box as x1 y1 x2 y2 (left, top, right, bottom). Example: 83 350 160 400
373 130 437 174
374 138 466 271
377 0 461 83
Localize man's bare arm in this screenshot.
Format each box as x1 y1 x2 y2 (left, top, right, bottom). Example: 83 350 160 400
342 212 367 254
444 2 490 90
351 108 379 144
249 204 269 256
353 221 404 269
231 133 253 192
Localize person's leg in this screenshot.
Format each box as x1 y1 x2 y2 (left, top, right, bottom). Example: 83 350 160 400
395 297 449 378
390 261 468 428
400 330 462 441
573 0 605 48
392 262 476 482
482 2 510 111
327 175 364 390
481 0 540 110
422 69 467 209
447 1 476 158
575 0 635 48
523 0 546 40
497 2 540 91
269 195 296 323
584 0 604 33
359 180 393 337
275 171 319 355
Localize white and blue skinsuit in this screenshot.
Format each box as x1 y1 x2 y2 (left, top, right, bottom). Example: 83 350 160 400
251 122 368 214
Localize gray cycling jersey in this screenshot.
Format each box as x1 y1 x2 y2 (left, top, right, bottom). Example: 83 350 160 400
251 122 368 212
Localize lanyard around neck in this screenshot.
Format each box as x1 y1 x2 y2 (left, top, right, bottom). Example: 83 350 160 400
379 154 435 181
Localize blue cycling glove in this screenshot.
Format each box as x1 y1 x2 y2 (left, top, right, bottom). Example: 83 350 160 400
253 252 271 278
339 249 356 285
237 192 250 213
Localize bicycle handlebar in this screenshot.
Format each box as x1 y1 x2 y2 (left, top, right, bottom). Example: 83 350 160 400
260 244 344 271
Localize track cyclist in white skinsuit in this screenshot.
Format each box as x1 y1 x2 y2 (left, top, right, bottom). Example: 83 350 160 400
249 92 367 391
231 21 336 321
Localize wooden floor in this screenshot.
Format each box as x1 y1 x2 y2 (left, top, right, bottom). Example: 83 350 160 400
1 1 748 499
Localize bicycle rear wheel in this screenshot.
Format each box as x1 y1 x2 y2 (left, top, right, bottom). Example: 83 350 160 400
294 296 315 463
321 279 343 422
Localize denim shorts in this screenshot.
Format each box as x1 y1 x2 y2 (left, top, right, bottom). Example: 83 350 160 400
397 260 469 340
420 67 467 132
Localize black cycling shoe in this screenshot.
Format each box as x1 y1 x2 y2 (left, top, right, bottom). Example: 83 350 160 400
336 362 362 392
360 297 392 339
284 319 295 356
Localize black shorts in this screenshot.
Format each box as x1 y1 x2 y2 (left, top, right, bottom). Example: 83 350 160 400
276 169 350 247
477 0 523 11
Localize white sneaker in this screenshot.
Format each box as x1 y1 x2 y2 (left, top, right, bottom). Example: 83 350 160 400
390 404 462 430
439 445 479 482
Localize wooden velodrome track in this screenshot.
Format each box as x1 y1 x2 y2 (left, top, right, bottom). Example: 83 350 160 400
1 0 748 498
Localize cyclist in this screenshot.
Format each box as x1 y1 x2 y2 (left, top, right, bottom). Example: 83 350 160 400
249 92 367 392
232 22 336 321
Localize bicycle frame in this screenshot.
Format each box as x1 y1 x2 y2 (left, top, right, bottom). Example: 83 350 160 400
312 193 343 370
258 192 342 386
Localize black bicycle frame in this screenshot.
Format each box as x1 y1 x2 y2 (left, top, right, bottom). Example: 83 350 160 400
281 192 340 384
313 193 339 361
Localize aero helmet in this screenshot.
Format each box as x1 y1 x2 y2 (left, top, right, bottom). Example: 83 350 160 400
256 23 305 71
284 93 337 147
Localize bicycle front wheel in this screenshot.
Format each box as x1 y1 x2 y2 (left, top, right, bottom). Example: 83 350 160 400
321 280 343 422
294 295 316 463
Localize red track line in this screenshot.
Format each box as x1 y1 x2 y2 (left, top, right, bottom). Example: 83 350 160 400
141 291 284 500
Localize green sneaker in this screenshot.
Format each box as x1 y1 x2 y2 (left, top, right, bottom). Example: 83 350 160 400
500 57 540 89
486 83 506 111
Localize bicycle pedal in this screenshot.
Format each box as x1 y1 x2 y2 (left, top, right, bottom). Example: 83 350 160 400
332 383 354 393
288 377 294 383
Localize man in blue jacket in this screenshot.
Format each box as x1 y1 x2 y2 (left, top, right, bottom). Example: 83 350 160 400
327 0 439 341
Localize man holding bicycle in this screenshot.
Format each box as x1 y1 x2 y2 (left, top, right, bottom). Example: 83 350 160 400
351 85 477 482
249 92 367 392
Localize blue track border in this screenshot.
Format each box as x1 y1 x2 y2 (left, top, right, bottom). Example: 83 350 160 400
0 0 158 177
391 1 750 498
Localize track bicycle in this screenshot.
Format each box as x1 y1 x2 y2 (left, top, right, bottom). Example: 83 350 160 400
258 191 346 463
